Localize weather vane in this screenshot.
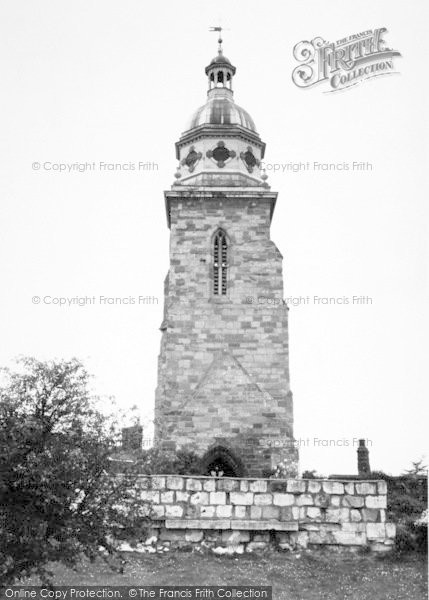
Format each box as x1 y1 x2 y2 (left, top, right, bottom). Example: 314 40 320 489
209 26 228 54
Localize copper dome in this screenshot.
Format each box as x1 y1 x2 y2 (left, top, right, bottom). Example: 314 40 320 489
187 95 257 132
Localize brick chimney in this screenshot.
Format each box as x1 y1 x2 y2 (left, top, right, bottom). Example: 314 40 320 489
357 439 371 476
122 424 143 451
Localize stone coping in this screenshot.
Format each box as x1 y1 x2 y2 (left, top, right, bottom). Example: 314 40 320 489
165 519 299 531
131 474 386 484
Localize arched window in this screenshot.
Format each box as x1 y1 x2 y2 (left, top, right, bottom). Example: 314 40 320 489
213 229 228 295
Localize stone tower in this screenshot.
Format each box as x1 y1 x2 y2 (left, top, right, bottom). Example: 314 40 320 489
154 36 298 477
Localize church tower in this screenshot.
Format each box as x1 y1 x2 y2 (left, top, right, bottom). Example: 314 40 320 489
154 35 298 477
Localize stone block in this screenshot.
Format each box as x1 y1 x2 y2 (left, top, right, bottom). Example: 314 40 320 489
314 492 330 508
230 492 254 505
326 508 350 523
378 481 388 495
217 479 239 492
234 506 247 519
184 504 198 518
141 491 160 503
138 477 150 490
269 481 288 493
222 530 250 544
240 480 249 492
306 507 322 520
332 531 366 546
151 505 165 518
299 523 319 531
342 522 366 533
159 528 186 541
250 505 262 519
186 478 202 492
160 491 174 504
273 493 294 506
308 530 334 545
165 519 230 529
289 531 309 549
370 542 393 553
308 481 321 493
151 476 166 490
190 492 209 505
362 509 379 522
232 520 298 531
203 479 216 492
379 509 386 523
366 523 386 540
342 495 364 508
217 505 233 518
176 491 190 503
287 480 307 493
185 530 203 542
166 476 184 490
365 495 387 509
246 542 268 552
296 494 314 506
165 505 184 518
386 523 396 539
279 507 297 521
262 505 280 520
210 491 227 505
344 482 355 495
254 493 273 506
350 509 362 522
322 481 344 495
200 506 216 518
249 480 268 493
330 495 341 507
356 482 377 495
253 533 270 542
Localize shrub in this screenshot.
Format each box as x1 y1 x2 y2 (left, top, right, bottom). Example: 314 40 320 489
0 357 150 585
372 466 427 554
136 446 201 475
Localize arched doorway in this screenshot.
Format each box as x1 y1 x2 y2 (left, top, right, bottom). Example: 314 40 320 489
200 446 245 477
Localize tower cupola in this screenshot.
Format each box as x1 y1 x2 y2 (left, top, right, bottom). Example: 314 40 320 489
205 33 236 94
173 32 268 189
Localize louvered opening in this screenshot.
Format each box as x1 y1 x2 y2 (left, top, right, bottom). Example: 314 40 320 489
213 229 228 296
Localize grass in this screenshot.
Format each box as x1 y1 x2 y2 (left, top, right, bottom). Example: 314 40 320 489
19 551 427 600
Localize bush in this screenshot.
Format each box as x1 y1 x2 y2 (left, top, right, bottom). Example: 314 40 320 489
301 469 325 479
372 467 427 554
136 446 201 475
0 357 150 585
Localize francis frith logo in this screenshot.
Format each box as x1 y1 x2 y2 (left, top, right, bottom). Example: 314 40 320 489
292 28 401 92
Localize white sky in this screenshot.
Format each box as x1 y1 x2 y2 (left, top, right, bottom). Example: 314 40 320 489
0 0 427 476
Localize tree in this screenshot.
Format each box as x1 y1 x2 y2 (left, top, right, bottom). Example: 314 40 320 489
404 459 428 477
0 357 149 585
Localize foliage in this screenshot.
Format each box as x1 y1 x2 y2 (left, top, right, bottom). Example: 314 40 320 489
136 446 201 475
0 357 150 586
301 469 325 479
404 459 428 476
371 464 427 554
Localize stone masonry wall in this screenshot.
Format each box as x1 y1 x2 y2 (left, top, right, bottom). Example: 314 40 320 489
154 192 297 476
137 475 396 553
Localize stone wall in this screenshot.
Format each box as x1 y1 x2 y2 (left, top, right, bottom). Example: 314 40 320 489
137 475 396 553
